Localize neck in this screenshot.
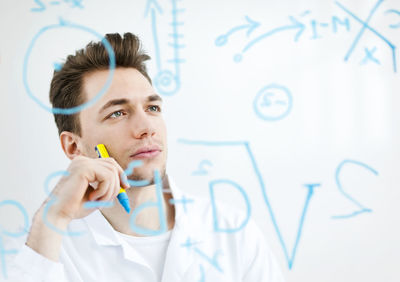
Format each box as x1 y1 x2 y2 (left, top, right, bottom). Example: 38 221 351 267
100 175 175 236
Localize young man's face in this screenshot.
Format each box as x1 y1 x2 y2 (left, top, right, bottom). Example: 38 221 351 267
78 67 167 183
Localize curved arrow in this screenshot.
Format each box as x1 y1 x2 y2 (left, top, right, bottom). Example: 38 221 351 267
215 16 260 46
242 16 305 53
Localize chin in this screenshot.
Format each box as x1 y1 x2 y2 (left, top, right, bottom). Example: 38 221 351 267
128 164 166 184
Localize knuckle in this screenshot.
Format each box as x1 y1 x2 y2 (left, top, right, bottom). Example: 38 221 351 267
107 169 116 179
109 165 119 176
106 158 116 165
108 158 121 169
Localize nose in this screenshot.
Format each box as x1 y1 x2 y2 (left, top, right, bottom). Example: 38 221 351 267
130 109 156 139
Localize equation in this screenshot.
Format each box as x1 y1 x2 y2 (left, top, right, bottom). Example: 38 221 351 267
216 0 398 72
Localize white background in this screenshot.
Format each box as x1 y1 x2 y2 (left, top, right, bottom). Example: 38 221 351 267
0 0 399 281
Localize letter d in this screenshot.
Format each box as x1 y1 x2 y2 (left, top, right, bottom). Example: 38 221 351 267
129 170 167 236
209 179 251 233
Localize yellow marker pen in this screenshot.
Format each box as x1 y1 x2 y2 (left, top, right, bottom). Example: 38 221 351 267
95 144 131 213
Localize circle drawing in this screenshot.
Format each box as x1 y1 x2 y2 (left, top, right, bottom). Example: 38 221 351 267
253 84 292 121
23 18 116 115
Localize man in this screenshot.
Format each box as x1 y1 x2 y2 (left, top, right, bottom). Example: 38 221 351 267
9 33 284 281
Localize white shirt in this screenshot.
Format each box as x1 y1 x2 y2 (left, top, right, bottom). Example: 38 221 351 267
114 230 172 281
6 178 285 282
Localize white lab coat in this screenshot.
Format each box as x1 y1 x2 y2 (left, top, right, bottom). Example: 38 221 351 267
6 178 285 282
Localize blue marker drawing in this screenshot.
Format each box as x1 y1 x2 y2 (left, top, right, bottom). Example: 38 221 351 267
146 0 185 96
31 0 46 12
385 9 400 29
177 139 320 269
124 160 151 187
198 264 206 282
310 20 329 40
290 183 320 266
218 13 352 62
42 161 151 236
43 170 85 236
53 62 63 71
43 170 69 196
193 248 223 273
31 0 83 12
182 237 223 272
335 0 397 72
83 201 114 209
169 195 194 213
23 18 115 115
234 16 305 62
0 200 30 238
332 16 351 33
332 159 378 219
42 195 85 237
63 0 84 9
0 236 18 279
209 179 251 233
253 84 293 122
181 237 201 249
360 46 380 65
214 4 394 71
192 160 213 176
145 0 163 71
145 0 163 18
215 16 260 46
129 169 168 236
300 10 311 17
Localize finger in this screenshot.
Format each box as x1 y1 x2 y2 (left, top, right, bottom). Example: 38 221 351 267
89 181 110 201
95 160 124 202
99 159 122 183
98 159 125 196
102 158 124 174
88 166 113 201
102 158 130 189
112 168 121 198
97 169 116 202
83 184 96 202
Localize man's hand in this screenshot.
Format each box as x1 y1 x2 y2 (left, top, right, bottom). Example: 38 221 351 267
48 155 129 222
26 155 129 261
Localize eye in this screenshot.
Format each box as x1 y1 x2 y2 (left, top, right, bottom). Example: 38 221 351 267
148 105 161 112
108 110 125 119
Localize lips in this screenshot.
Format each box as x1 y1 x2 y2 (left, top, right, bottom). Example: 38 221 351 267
130 145 162 159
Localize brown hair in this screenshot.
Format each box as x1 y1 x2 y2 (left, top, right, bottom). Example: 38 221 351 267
49 32 151 136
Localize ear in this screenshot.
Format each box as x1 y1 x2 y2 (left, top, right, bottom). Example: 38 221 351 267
60 131 83 160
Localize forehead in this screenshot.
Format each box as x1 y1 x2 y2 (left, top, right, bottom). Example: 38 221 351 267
82 67 153 107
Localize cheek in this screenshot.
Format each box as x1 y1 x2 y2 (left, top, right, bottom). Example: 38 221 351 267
158 120 167 138
80 140 98 158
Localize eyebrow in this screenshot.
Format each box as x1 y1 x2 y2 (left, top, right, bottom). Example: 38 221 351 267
98 94 163 114
147 94 163 103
